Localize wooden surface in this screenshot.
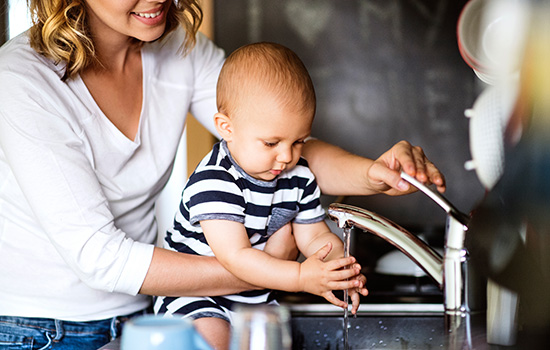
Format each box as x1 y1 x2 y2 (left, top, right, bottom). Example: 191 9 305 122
186 0 217 178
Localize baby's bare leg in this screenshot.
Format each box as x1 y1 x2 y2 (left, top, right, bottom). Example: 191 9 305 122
194 317 231 350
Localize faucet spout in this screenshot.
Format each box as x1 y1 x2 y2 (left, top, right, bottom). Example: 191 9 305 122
329 198 474 332
328 174 482 337
328 203 443 288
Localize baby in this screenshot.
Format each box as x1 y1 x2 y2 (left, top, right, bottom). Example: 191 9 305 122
154 42 367 349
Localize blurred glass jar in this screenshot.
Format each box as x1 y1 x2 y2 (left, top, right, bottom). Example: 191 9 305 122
230 305 291 350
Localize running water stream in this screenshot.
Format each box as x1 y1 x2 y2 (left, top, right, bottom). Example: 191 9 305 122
343 227 352 350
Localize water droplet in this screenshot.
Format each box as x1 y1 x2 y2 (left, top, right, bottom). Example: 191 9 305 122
355 325 360 329
315 330 321 335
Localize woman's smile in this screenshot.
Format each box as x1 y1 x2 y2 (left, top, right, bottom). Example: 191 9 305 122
131 6 166 26
133 10 162 19
84 0 169 44
131 6 165 25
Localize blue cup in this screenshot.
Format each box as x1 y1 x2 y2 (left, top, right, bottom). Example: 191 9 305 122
121 315 212 350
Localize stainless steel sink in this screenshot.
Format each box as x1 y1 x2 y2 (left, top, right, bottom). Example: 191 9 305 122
286 303 448 350
281 292 544 350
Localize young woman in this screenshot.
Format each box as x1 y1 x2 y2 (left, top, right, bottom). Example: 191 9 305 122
0 1 444 348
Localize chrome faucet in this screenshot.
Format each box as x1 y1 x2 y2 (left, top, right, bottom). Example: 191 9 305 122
328 172 476 332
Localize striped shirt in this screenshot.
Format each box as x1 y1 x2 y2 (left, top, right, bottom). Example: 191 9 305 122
165 140 325 255
161 140 325 310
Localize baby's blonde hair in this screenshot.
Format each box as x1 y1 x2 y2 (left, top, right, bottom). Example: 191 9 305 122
27 0 202 80
216 42 316 120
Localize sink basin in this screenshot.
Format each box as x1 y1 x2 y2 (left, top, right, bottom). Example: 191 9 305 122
286 303 446 350
291 315 445 349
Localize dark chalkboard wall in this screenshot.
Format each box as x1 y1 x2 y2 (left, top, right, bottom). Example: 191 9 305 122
1 1 8 46
214 0 485 228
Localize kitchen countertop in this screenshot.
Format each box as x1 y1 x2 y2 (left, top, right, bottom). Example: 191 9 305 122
97 302 532 350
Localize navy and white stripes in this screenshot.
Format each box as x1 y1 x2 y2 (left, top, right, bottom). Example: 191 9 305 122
155 140 325 320
166 140 325 255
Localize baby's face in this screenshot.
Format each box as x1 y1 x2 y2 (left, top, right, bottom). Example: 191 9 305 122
227 94 313 181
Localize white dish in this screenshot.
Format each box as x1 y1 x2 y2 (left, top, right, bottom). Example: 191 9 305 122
457 0 529 84
375 248 443 277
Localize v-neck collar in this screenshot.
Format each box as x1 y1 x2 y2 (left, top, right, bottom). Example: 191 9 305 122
70 50 146 147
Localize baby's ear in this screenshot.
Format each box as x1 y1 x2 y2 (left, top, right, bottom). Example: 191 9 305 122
214 112 233 141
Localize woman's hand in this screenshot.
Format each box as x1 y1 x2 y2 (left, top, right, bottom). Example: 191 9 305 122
366 140 446 196
302 139 446 196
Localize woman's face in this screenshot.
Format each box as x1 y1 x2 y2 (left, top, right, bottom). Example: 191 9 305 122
85 0 170 45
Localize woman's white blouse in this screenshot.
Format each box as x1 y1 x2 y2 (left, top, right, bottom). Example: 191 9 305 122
0 28 223 321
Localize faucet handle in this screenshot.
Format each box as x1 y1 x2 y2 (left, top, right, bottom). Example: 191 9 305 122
400 171 470 226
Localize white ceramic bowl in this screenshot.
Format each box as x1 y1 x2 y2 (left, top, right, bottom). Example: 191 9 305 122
457 0 529 84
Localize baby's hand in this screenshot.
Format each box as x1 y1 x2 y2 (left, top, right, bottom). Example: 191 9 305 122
298 243 363 309
347 271 368 315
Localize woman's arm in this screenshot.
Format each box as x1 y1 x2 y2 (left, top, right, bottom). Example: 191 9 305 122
302 139 446 196
139 222 299 297
139 247 257 297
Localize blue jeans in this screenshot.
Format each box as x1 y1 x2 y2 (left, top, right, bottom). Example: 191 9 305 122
0 309 148 350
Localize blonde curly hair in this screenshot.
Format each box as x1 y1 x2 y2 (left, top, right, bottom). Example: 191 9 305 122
28 0 203 80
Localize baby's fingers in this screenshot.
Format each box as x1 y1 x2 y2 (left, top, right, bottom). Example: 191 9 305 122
325 256 356 270
322 291 347 310
326 279 363 291
354 273 369 296
326 265 362 282
358 285 369 296
350 290 361 315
